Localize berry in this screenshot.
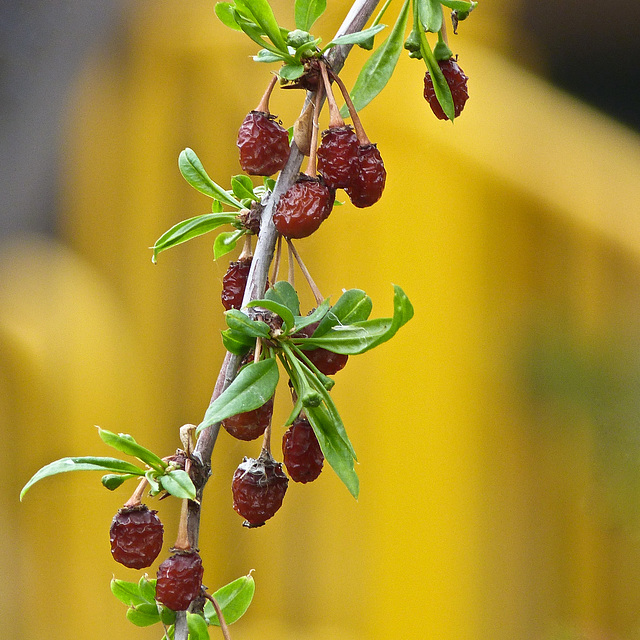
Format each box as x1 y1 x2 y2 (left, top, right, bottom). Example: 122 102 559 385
109 505 164 569
237 111 290 176
231 452 288 527
282 417 324 483
156 551 204 611
423 58 469 120
295 322 348 376
222 396 274 441
273 176 334 239
346 144 386 208
221 256 252 310
317 126 359 190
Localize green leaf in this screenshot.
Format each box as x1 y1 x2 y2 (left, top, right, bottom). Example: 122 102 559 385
213 229 245 260
231 175 257 201
296 285 413 354
225 309 272 339
179 149 243 208
240 0 289 51
126 603 161 627
212 199 224 213
138 575 157 604
418 29 454 120
343 0 410 114
294 0 326 31
215 2 242 30
279 63 305 81
203 574 256 626
246 299 295 333
292 298 332 334
314 289 372 336
161 607 177 626
440 0 477 11
98 428 167 472
417 0 442 32
159 469 197 500
264 281 300 316
187 613 210 639
151 213 237 263
221 328 255 355
111 578 147 607
323 24 387 51
253 48 287 63
198 358 279 432
101 473 135 490
20 456 145 500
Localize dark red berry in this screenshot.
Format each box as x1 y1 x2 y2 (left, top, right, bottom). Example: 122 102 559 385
317 126 359 190
273 176 334 239
221 256 252 310
295 322 348 376
423 58 469 120
282 417 324 483
156 551 204 611
346 144 386 208
231 452 288 527
237 111 290 176
109 505 164 569
222 396 274 441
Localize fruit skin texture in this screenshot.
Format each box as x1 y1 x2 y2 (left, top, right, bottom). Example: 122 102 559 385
156 551 204 611
232 453 288 527
222 396 274 441
423 58 469 120
221 256 252 310
273 176 334 239
110 505 164 569
237 111 290 176
317 126 359 190
346 144 386 208
282 417 324 483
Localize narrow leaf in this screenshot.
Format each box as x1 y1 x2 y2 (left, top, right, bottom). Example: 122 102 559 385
101 473 134 490
159 469 197 500
126 604 161 627
21 457 144 500
295 0 326 30
264 281 301 315
225 309 272 339
215 2 242 30
279 63 305 81
291 298 332 333
203 574 256 626
213 229 245 260
324 24 387 51
440 0 476 12
314 289 372 336
231 175 257 201
198 358 279 432
221 329 255 355
419 30 454 120
241 0 289 51
138 576 157 604
343 0 410 114
417 0 442 32
187 613 210 640
111 579 147 607
253 48 287 63
246 299 295 333
179 148 243 208
152 213 237 263
98 428 167 472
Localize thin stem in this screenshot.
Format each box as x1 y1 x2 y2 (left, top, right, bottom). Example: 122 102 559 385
123 477 148 508
286 238 324 306
303 84 324 177
204 593 233 640
288 242 295 287
271 234 282 283
440 5 449 46
319 61 344 129
255 74 278 113
239 234 252 260
330 70 370 145
174 498 191 551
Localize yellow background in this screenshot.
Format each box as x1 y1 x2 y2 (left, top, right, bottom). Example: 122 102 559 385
2 1 640 638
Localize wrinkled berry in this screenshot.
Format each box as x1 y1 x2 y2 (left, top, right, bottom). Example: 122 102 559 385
282 417 324 483
221 256 252 310
423 58 469 120
237 111 290 176
346 144 386 208
273 176 334 239
317 126 359 190
232 452 288 527
223 396 274 441
110 505 164 569
156 551 204 611
295 321 348 376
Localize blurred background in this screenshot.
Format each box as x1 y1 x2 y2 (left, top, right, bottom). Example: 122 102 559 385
2 0 640 638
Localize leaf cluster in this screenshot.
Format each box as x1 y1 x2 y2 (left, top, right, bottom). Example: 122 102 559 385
200 282 413 498
111 573 255 637
20 428 196 501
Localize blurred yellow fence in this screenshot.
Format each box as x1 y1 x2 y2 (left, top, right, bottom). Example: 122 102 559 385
3 2 640 639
